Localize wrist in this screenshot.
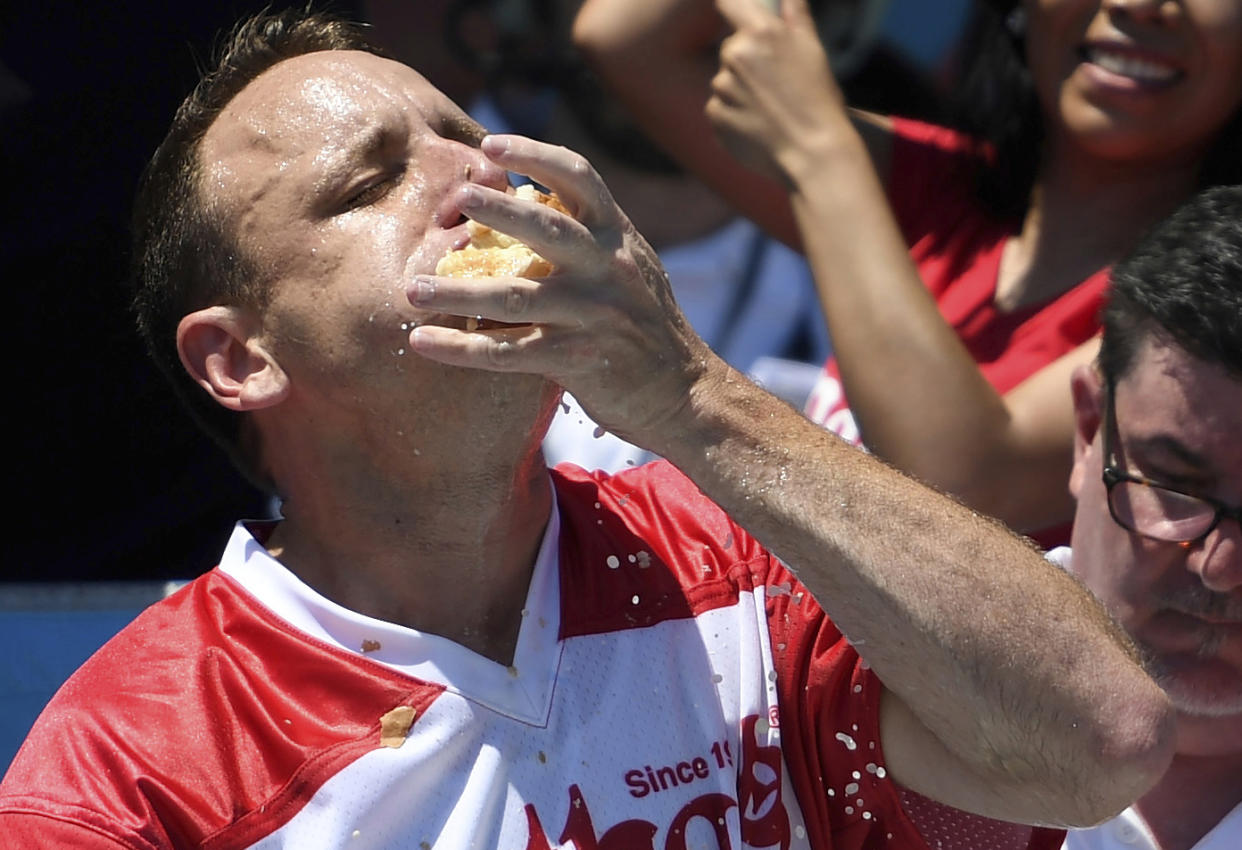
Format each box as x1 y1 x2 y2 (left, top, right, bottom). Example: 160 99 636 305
778 115 871 191
649 355 790 476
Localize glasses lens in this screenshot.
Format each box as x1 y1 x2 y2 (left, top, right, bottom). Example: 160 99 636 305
1108 480 1216 542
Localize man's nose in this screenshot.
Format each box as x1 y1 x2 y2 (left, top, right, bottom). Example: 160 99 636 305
464 150 511 192
1186 520 1242 593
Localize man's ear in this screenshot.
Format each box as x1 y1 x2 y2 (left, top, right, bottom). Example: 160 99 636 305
177 306 289 412
1068 363 1104 499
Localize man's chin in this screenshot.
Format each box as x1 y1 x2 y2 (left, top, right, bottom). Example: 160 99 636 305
1155 657 1242 718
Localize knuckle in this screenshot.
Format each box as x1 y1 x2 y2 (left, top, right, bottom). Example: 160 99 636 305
503 284 531 318
567 153 592 180
486 337 519 368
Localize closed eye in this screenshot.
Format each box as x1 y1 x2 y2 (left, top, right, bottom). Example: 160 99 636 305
1128 459 1214 495
341 167 404 212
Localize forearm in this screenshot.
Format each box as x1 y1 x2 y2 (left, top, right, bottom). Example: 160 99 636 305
655 357 1172 825
784 133 1072 529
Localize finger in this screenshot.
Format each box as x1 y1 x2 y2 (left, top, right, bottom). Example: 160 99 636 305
716 0 776 29
453 182 600 272
478 134 621 231
408 323 547 374
410 322 602 380
709 59 745 108
407 273 581 328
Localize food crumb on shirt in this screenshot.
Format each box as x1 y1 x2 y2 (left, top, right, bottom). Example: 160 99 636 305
379 705 417 748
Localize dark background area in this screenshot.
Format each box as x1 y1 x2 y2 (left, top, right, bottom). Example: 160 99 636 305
1 0 957 584
1 3 314 582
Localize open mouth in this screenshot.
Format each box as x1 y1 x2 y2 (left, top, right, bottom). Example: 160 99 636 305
446 213 474 250
1080 45 1182 86
464 316 529 332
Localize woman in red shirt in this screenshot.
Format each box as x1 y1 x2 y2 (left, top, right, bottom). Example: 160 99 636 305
574 0 1242 542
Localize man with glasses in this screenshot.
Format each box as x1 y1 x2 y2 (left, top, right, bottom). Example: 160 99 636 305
1059 185 1242 850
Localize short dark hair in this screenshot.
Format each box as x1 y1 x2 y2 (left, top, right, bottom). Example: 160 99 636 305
1099 185 1242 385
130 7 379 489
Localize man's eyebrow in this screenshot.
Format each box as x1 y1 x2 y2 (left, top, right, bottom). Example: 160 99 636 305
1127 432 1212 472
441 113 487 146
312 124 393 194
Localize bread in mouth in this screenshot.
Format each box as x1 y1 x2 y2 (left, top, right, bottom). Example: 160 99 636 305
434 184 569 280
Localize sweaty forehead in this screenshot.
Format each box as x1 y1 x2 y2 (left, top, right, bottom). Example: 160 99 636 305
199 50 478 190
1116 334 1242 461
241 52 438 123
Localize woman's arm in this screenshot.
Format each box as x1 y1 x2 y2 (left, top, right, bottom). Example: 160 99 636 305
572 0 893 249
708 0 1083 532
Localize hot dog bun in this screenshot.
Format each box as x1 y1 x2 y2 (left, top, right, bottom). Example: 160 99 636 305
435 184 569 279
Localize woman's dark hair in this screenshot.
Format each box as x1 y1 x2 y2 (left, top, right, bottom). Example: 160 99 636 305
946 1 1042 219
131 8 380 490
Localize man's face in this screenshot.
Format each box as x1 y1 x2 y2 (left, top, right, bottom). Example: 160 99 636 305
1069 334 1242 720
197 50 556 443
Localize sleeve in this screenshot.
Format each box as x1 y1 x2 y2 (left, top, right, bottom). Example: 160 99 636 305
758 564 905 849
759 560 1066 850
885 117 990 250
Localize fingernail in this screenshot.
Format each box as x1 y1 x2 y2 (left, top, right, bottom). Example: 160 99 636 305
458 185 481 209
481 135 510 156
411 276 435 304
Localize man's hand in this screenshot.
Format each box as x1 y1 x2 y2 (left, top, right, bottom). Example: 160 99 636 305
407 134 717 451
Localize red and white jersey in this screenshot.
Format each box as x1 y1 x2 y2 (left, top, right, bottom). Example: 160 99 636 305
0 462 1061 850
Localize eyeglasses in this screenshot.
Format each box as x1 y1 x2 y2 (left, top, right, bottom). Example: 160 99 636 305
1101 379 1242 545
